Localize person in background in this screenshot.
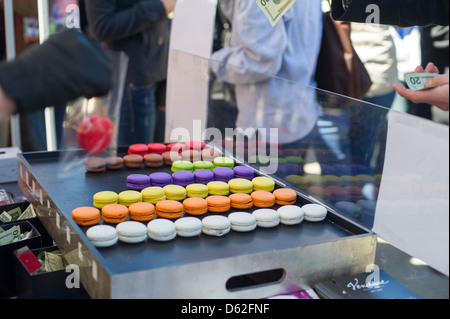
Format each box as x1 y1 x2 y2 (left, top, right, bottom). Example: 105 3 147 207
332 0 449 112
210 0 323 145
82 0 176 146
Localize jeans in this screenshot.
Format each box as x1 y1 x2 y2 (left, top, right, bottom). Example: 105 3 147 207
118 84 157 146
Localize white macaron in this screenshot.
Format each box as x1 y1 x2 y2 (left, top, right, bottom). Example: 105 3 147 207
86 225 118 248
228 212 257 232
147 219 177 241
252 209 280 228
116 221 148 243
202 215 231 236
302 204 327 222
174 217 202 237
277 205 304 225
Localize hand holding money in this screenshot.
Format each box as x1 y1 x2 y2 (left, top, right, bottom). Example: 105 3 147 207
393 62 449 111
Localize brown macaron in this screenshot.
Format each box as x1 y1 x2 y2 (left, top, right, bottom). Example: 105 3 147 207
106 156 124 170
162 151 183 166
85 157 107 173
123 154 144 168
143 153 164 168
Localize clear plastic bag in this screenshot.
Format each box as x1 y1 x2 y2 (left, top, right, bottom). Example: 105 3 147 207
57 51 128 177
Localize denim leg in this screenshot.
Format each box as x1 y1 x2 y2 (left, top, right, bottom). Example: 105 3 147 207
118 84 157 146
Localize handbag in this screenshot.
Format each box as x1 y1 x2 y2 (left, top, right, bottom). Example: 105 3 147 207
315 12 372 101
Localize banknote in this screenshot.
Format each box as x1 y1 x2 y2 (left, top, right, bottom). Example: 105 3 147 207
17 204 36 220
256 0 297 27
405 73 439 91
0 225 22 246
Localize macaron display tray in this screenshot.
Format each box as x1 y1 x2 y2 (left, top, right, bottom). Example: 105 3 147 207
17 150 376 299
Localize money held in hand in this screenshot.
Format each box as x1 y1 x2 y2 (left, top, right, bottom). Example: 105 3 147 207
256 0 297 27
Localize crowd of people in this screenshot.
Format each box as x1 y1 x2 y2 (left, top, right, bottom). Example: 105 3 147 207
0 0 448 152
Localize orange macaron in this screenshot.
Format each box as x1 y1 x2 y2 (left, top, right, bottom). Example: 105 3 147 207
229 193 253 210
273 188 297 205
251 191 276 208
128 202 156 222
101 204 129 224
206 196 231 213
183 197 208 215
155 200 184 219
72 206 101 226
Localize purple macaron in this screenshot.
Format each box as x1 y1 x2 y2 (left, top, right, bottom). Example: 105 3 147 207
172 170 195 187
194 169 214 185
213 167 235 183
150 172 172 187
233 166 254 180
127 174 151 191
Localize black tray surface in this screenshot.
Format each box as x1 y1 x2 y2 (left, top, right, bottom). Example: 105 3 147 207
20 150 370 275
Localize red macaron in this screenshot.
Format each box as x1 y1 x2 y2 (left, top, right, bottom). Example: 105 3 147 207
77 116 114 154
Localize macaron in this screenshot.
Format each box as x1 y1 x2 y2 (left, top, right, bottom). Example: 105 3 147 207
233 166 255 180
186 183 209 198
174 217 202 237
201 215 231 237
182 197 208 215
171 160 194 172
118 190 143 207
147 219 177 241
162 151 182 166
155 200 184 219
147 143 167 155
127 174 152 191
116 221 148 243
213 156 235 168
229 193 253 210
206 195 231 213
201 147 221 162
252 209 280 228
194 169 214 185
72 206 101 226
149 172 172 187
77 116 114 154
106 156 124 170
213 167 235 183
86 225 118 247
101 203 129 224
273 188 297 205
128 201 156 222
228 178 254 194
228 212 257 232
193 160 214 171
251 190 276 208
141 186 166 204
172 170 195 187
143 153 164 168
167 143 187 153
128 143 149 156
181 149 201 162
302 204 327 222
163 185 187 201
277 205 304 225
185 140 205 150
93 191 119 209
252 176 275 192
207 181 229 196
123 154 144 168
85 157 107 173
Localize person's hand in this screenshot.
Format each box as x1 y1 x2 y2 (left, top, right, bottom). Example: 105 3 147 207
160 0 177 15
0 85 17 122
393 63 449 111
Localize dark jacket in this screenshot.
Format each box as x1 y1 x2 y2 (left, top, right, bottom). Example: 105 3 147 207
83 0 170 86
331 0 449 27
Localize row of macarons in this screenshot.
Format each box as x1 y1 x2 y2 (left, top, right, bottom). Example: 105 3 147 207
84 203 328 247
92 175 278 211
